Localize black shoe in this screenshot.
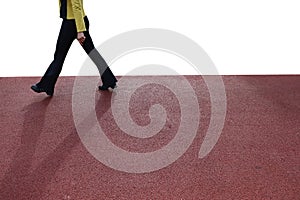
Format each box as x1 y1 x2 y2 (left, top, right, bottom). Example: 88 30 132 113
31 84 53 96
98 82 117 91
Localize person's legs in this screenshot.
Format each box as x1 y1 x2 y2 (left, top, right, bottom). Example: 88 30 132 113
34 19 77 94
81 17 117 89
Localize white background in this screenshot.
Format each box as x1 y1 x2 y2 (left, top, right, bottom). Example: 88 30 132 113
0 0 299 76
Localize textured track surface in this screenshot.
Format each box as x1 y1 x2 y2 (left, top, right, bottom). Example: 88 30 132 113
0 76 299 200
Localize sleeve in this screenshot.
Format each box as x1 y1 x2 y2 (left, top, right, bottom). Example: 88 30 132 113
71 0 86 32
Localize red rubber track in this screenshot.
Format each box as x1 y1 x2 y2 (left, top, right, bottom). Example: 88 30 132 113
0 76 299 199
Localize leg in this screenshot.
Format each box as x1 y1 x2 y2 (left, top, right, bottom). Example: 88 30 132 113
81 17 117 88
36 19 77 94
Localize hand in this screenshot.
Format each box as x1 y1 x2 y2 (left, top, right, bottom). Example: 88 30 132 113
77 32 86 45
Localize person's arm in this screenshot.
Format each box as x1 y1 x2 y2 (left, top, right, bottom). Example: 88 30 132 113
71 0 86 32
71 0 86 44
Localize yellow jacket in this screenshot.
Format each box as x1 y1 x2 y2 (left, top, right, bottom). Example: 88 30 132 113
59 0 86 32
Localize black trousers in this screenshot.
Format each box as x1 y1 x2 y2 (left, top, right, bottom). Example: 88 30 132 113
37 16 117 93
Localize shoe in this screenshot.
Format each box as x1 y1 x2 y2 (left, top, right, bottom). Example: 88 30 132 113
98 82 117 91
31 84 53 96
